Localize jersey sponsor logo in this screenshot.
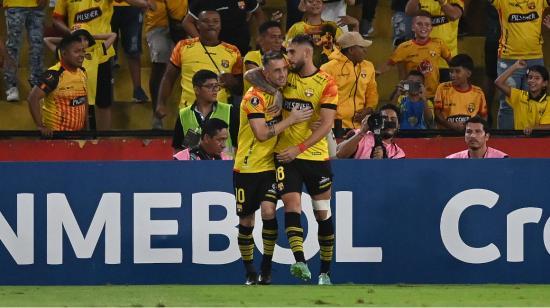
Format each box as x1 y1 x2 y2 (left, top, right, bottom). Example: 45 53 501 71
283 99 314 111
70 96 87 107
74 7 102 24
508 12 539 23
250 96 260 106
432 15 449 26
447 115 471 123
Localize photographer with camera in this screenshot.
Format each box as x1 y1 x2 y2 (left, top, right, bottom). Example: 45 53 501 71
336 104 405 159
391 70 434 129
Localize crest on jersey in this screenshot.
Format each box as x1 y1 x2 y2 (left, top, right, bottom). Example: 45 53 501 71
467 103 475 113
238 1 245 9
277 182 284 192
528 2 536 9
250 96 260 106
360 71 367 78
305 88 314 97
430 50 436 57
221 60 229 68
85 53 92 60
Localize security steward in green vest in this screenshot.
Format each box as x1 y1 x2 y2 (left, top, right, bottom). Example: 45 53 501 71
172 70 239 154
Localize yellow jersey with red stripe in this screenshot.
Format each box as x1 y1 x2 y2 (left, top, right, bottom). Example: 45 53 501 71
434 81 487 125
285 20 343 67
170 37 243 107
389 38 452 98
491 0 549 59
39 63 88 131
508 88 550 129
275 70 338 161
419 0 464 67
53 0 115 62
234 87 281 173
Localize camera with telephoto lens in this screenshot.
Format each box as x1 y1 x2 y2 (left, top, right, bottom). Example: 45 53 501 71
403 81 422 93
367 112 398 159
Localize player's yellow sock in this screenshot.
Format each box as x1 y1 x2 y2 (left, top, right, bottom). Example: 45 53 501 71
285 212 305 262
318 218 334 274
238 224 255 273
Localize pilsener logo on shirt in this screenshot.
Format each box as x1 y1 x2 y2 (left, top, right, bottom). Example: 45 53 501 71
74 8 102 23
508 12 539 23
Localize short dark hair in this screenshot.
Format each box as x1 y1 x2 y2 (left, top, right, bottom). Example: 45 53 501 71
192 70 218 87
261 51 285 67
201 118 229 139
289 34 315 49
449 54 474 72
465 116 489 133
59 34 83 52
379 103 401 118
407 70 425 81
527 65 549 82
259 21 281 35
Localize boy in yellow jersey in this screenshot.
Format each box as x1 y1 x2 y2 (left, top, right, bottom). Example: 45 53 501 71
28 34 88 137
405 0 464 81
378 11 452 99
44 24 116 125
495 60 550 134
286 0 347 67
52 0 153 130
490 0 549 129
434 54 488 131
246 35 338 285
155 10 243 119
234 51 313 285
242 21 284 95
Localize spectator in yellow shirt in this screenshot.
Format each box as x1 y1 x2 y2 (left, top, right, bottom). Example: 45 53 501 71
495 60 550 134
320 31 378 137
434 54 487 131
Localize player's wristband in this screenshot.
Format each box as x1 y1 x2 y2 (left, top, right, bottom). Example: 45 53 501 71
298 143 308 153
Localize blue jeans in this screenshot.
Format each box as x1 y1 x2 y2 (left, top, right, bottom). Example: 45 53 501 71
497 58 545 129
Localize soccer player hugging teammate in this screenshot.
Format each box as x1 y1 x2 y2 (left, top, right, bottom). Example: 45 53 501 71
246 34 338 285
234 51 313 285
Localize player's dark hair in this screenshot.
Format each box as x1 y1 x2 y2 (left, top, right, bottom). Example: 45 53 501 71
201 118 229 139
289 34 315 49
192 70 218 87
449 54 475 72
465 116 490 134
262 51 286 67
259 21 281 35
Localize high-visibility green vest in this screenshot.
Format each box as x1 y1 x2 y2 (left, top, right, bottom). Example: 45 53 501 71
179 102 232 150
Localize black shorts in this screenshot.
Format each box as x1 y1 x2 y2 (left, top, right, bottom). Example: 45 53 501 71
96 60 113 108
233 171 277 217
274 158 333 196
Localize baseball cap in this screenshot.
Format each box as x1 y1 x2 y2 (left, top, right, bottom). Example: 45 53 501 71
337 31 372 49
71 23 96 47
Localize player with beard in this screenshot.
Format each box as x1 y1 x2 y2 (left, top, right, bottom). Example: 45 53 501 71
245 34 338 285
446 116 508 159
233 51 313 285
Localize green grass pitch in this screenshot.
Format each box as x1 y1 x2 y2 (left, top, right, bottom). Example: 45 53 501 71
1 285 550 306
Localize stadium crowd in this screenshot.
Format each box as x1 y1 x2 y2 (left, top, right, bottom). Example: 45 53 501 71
3 0 546 285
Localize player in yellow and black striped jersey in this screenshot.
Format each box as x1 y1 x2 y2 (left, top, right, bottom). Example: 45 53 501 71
245 35 337 285
233 51 313 285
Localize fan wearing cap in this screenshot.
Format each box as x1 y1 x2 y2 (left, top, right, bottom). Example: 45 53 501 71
27 34 88 137
320 31 378 137
44 24 117 119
